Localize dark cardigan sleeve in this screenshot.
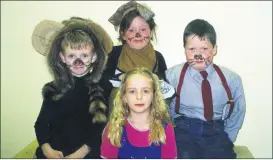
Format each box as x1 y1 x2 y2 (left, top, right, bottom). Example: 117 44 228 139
34 97 54 146
100 45 122 103
102 45 122 80
34 82 59 146
155 50 168 81
85 121 106 156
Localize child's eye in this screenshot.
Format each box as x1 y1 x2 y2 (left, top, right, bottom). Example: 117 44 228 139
68 55 75 59
129 90 135 94
143 90 150 94
202 48 208 51
141 28 146 32
82 54 89 58
128 29 134 33
188 48 195 52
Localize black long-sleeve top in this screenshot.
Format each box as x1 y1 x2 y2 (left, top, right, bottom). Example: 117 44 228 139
34 74 111 158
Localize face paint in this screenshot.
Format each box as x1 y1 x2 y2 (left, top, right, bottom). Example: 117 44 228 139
144 36 151 41
135 32 141 38
184 35 216 71
66 57 92 68
73 58 84 66
128 35 150 42
194 54 204 60
188 55 211 66
123 16 152 50
61 45 95 77
128 37 134 42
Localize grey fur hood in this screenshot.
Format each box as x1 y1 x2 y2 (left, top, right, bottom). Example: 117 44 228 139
47 17 112 83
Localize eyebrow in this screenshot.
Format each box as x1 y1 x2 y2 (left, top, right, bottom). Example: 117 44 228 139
127 87 152 90
66 52 91 55
129 25 149 29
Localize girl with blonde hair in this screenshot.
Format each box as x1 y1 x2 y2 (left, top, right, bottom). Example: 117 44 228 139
101 67 177 159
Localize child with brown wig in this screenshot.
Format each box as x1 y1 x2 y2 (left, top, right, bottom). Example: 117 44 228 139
32 17 113 158
100 67 177 159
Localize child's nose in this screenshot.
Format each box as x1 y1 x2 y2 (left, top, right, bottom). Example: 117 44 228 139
73 58 84 66
135 32 141 38
136 92 143 100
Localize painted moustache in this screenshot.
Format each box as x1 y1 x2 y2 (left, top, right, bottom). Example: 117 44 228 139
188 54 211 66
128 33 151 41
66 58 91 68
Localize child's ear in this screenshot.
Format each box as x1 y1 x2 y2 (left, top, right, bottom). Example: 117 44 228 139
184 47 187 55
213 45 218 56
59 52 66 63
91 53 97 63
121 31 126 40
149 31 153 40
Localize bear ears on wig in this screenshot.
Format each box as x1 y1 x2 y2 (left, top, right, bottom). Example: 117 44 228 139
31 17 113 56
108 0 155 31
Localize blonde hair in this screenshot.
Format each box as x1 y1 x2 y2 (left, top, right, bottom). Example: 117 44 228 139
105 67 171 147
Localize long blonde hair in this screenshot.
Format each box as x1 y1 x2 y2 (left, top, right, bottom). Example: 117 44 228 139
105 67 171 147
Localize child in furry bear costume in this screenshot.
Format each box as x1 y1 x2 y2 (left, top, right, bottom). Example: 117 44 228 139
32 17 113 158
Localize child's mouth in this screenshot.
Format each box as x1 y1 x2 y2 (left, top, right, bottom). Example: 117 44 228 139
134 40 143 43
195 61 204 64
73 66 84 69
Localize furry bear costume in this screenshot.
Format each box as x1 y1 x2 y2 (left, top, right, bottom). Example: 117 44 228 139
32 17 113 158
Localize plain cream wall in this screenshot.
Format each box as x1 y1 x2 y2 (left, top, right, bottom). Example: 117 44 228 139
1 1 272 158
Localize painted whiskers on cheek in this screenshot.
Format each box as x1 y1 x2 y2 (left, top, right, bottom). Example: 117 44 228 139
144 36 151 42
187 59 195 66
128 37 134 42
127 34 151 42
204 56 212 65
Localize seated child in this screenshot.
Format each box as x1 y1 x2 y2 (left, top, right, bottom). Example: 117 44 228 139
32 17 113 158
166 19 246 158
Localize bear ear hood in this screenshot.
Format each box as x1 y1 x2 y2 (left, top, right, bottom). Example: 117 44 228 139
32 17 113 83
32 18 113 56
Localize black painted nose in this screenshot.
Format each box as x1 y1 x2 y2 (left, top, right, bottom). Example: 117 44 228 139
194 55 204 60
135 33 141 38
73 58 84 66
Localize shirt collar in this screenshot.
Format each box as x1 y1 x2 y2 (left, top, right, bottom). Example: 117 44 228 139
188 62 214 80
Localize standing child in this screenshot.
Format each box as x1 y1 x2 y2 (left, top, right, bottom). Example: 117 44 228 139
101 67 177 159
32 17 113 158
103 0 175 113
166 19 246 158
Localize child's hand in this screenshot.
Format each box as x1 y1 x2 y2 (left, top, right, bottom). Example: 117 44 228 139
64 152 77 159
45 149 63 158
41 143 64 158
64 144 90 159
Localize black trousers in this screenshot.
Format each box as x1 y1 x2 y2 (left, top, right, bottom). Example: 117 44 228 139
174 116 236 159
